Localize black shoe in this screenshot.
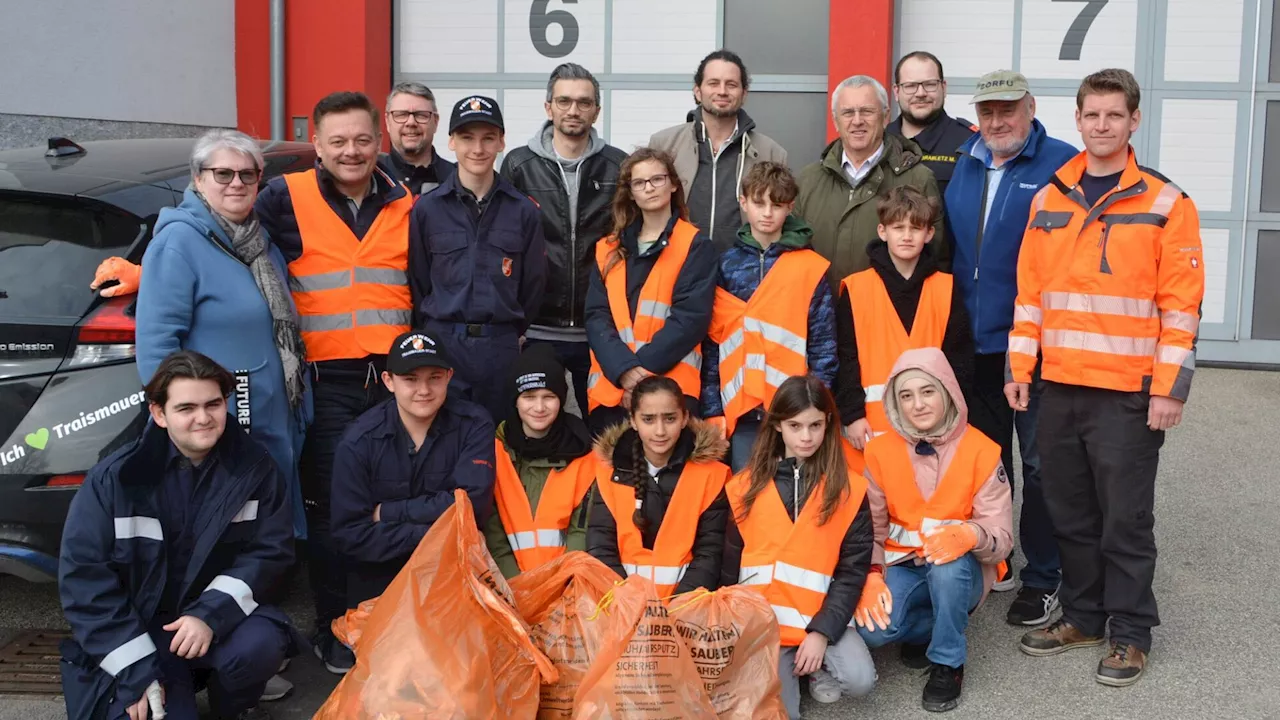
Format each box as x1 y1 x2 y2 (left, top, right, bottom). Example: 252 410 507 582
900 642 931 669
922 663 963 713
312 629 355 675
1006 586 1060 626
236 707 273 720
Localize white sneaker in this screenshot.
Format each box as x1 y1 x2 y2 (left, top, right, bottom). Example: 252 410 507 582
992 566 1016 592
808 667 842 704
260 674 293 702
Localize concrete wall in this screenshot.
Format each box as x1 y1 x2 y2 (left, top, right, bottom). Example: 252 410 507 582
0 114 216 151
0 0 237 127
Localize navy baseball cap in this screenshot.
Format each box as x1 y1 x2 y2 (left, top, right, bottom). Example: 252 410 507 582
448 95 504 134
386 331 453 374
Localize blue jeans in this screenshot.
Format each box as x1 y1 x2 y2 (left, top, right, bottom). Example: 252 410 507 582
857 554 985 668
729 418 762 473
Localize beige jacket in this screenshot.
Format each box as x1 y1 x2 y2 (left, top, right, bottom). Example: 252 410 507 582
648 111 788 202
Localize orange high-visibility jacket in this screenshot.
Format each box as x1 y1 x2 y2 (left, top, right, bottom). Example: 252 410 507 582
707 251 830 437
1008 150 1205 401
594 460 728 597
865 427 1005 577
493 440 598 573
586 219 703 411
843 270 952 432
726 445 867 646
284 169 414 362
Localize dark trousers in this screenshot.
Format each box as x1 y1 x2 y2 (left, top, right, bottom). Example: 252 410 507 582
968 353 1060 589
109 616 288 719
426 321 521 423
301 360 390 630
1038 381 1163 652
525 338 591 418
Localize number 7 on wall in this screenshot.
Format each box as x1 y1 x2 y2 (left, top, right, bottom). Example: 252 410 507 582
1053 0 1110 61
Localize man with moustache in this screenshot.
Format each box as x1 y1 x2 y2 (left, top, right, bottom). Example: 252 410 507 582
945 71 1078 620
501 64 626 415
649 49 788 251
383 82 456 195
887 52 975 201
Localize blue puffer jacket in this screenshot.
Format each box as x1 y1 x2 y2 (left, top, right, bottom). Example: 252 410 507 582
945 120 1078 353
701 216 838 417
137 189 312 538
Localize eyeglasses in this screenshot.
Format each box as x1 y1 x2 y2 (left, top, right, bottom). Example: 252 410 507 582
201 167 260 185
387 110 438 124
552 96 596 112
897 80 942 94
629 174 669 192
838 107 884 120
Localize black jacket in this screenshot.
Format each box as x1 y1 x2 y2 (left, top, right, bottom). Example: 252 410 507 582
587 420 730 595
835 240 975 424
721 457 873 643
887 111 976 255
501 142 627 329
385 148 456 196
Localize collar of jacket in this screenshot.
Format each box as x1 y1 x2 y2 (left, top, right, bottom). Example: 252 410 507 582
1053 145 1144 192
118 417 262 487
386 147 448 177
620 213 681 257
734 214 814 253
689 107 758 144
437 166 528 203
866 238 939 288
888 110 968 153
820 132 922 184
593 418 728 476
369 395 460 442
495 421 572 470
314 158 407 205
957 117 1050 165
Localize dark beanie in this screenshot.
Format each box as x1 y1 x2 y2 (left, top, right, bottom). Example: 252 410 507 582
509 344 569 404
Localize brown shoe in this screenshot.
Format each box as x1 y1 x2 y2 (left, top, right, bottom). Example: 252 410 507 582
1019 619 1105 657
1095 642 1147 687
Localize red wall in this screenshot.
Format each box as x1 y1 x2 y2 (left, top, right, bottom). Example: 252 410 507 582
828 0 895 141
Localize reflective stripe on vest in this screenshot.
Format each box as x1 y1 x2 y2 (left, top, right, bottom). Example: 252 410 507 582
492 439 597 573
506 529 567 551
708 251 829 437
593 456 729 597
284 169 413 362
844 270 952 434
587 220 703 411
724 444 868 647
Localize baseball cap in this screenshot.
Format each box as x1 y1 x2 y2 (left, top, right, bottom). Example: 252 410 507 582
448 95 504 134
386 331 453 374
971 70 1030 104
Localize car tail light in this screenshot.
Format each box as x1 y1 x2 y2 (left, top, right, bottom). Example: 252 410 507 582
68 298 136 368
46 474 85 488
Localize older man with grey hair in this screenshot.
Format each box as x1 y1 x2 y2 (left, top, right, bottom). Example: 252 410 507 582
499 63 626 415
796 74 946 288
384 81 455 195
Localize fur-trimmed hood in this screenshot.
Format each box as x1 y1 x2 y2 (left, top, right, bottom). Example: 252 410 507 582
593 418 728 473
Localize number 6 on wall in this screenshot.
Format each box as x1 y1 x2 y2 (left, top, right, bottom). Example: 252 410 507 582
1053 0 1109 61
530 0 580 59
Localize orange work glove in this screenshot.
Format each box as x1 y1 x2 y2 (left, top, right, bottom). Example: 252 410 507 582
90 257 141 297
922 522 979 565
853 571 892 631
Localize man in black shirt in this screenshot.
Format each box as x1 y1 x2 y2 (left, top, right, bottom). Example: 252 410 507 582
384 82 456 196
887 51 975 201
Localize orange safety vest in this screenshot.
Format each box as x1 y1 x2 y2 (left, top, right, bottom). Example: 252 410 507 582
586 219 702 411
726 444 867 646
594 460 729 596
865 427 1006 578
284 169 414 362
493 440 598 573
843 270 952 433
707 250 830 437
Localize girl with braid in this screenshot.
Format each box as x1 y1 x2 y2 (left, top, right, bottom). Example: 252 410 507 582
586 376 730 596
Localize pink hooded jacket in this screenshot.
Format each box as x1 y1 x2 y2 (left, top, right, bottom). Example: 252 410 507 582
864 347 1014 600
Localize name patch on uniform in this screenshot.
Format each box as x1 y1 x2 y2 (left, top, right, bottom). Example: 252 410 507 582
234 371 251 430
922 154 956 164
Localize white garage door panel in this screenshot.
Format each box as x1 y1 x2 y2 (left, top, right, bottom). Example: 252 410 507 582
1031 95 1082 150
1158 99 1237 213
1020 0 1138 79
898 0 1015 79
399 0 500 73
943 94 975 126
610 91 693 153
1163 0 1244 83
428 88 499 163
1200 228 1230 325
611 0 717 75
504 0 607 74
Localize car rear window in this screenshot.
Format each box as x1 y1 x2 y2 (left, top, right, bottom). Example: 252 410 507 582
0 194 144 319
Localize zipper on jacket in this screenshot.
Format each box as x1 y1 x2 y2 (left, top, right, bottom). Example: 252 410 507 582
793 463 801 520
759 247 766 281
710 152 719 246
1097 222 1114 274
973 169 993 282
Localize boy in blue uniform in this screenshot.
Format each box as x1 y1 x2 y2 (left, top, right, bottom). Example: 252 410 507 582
329 331 496 627
409 96 548 421
59 351 296 720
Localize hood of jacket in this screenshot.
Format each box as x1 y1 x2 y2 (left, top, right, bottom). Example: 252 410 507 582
883 347 968 446
819 131 923 183
593 418 728 473
527 120 608 164
153 187 235 248
734 214 814 252
866 237 940 287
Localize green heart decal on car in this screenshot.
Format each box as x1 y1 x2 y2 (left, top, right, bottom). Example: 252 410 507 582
24 428 50 450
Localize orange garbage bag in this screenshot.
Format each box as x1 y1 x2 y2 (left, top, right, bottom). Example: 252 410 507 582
573 576 719 719
669 587 787 719
509 551 621 719
315 490 558 720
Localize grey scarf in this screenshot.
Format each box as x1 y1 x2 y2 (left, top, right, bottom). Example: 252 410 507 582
198 191 307 409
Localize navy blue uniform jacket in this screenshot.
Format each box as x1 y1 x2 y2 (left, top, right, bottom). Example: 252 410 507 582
329 395 496 565
58 421 295 719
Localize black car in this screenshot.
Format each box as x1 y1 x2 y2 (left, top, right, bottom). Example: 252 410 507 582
0 137 315 582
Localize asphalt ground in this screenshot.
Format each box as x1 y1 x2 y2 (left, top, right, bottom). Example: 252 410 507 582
2 366 1277 719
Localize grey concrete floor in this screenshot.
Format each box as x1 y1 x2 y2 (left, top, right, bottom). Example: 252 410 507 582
2 367 1277 719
